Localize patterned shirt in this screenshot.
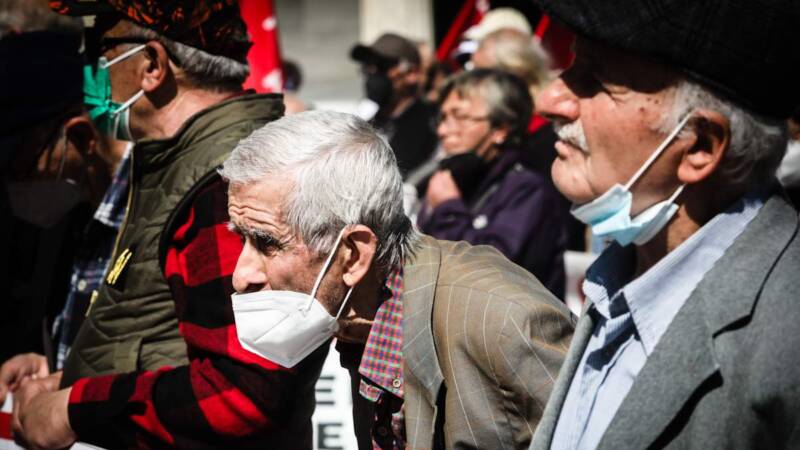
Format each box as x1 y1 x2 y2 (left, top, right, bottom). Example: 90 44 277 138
551 191 765 450
54 148 131 369
66 176 327 449
358 268 405 450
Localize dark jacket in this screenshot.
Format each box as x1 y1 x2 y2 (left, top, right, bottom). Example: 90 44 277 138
418 150 568 299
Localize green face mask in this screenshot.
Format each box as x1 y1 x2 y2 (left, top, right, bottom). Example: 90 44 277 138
83 44 146 141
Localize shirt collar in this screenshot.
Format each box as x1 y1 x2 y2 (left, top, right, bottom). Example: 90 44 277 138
93 145 131 228
584 190 766 354
358 266 404 397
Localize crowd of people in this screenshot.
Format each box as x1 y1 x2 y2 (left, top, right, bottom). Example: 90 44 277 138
0 0 799 449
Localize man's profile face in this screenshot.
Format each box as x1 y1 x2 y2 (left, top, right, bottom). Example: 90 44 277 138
537 37 686 215
227 177 347 316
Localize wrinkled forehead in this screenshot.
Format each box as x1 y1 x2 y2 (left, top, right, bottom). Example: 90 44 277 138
227 177 293 220
571 36 680 95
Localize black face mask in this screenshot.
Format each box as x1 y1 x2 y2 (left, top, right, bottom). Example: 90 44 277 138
365 72 394 107
438 152 492 202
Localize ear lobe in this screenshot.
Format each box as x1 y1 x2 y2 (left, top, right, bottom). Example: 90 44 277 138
677 110 730 184
491 125 510 145
140 41 170 92
341 225 378 288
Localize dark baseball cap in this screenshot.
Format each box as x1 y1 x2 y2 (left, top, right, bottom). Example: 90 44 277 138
532 0 800 119
50 0 251 63
351 33 420 70
1 30 83 171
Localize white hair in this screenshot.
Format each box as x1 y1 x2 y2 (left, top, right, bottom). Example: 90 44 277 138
478 28 552 91
661 79 788 190
220 110 419 272
128 23 249 91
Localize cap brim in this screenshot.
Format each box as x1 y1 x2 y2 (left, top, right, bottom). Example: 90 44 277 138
350 44 397 69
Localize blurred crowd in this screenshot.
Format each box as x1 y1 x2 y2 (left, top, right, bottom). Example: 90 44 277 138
1 0 799 449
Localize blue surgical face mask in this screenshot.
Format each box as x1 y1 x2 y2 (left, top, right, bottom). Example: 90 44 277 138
83 44 146 141
570 112 694 247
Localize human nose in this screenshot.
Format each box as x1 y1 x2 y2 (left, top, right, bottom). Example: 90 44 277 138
232 242 268 294
536 77 580 124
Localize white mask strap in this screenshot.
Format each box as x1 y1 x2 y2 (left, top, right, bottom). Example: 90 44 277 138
55 127 69 181
112 89 145 115
667 183 685 203
309 227 348 302
101 44 147 69
624 112 694 191
334 287 354 320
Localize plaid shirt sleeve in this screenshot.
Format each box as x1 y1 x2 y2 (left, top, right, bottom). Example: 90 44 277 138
67 176 316 449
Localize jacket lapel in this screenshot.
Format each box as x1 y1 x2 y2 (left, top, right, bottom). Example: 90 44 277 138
530 303 595 450
403 236 445 407
599 193 799 449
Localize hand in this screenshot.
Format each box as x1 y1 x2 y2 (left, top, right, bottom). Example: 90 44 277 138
426 170 461 208
12 373 76 450
0 353 49 404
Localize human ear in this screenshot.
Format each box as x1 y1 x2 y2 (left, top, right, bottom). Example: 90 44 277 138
677 109 730 184
62 115 98 160
139 41 171 93
341 225 378 288
490 125 510 146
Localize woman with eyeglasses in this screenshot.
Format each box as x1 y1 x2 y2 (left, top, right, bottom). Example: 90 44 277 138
416 68 568 298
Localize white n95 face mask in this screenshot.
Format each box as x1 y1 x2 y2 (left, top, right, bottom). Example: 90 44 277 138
570 112 693 246
231 228 353 368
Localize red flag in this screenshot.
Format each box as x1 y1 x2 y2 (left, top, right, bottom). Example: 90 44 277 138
435 0 489 66
534 14 574 70
239 0 283 92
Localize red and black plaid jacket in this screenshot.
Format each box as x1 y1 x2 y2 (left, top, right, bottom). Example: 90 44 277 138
67 177 327 449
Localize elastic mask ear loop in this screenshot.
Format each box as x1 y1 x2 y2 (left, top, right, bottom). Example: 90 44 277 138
100 44 147 69
334 286 354 320
624 111 694 191
308 228 348 310
112 90 145 115
55 127 69 181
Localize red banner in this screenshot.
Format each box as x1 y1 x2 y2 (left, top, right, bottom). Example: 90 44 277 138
239 0 283 92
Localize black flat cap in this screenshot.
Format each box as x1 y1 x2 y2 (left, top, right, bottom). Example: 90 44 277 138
533 0 800 119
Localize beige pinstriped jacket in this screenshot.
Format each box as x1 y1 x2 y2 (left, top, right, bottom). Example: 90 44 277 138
403 236 574 450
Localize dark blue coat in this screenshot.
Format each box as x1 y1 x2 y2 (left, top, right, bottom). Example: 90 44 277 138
418 150 569 299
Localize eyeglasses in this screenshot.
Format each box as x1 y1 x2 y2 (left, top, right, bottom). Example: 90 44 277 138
436 110 490 127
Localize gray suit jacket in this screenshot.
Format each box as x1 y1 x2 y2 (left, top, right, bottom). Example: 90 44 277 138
531 193 800 450
404 236 574 449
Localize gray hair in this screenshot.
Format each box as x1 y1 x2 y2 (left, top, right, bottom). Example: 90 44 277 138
440 68 533 147
220 110 419 272
126 22 249 91
661 79 788 191
478 29 552 92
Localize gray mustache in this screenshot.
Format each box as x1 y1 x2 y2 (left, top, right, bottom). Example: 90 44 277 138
553 121 589 154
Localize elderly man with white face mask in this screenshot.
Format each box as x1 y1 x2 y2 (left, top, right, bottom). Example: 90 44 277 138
221 110 574 450
526 0 800 449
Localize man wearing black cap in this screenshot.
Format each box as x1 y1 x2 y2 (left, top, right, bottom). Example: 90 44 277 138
0 0 129 375
11 1 324 449
351 33 438 177
525 1 800 449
